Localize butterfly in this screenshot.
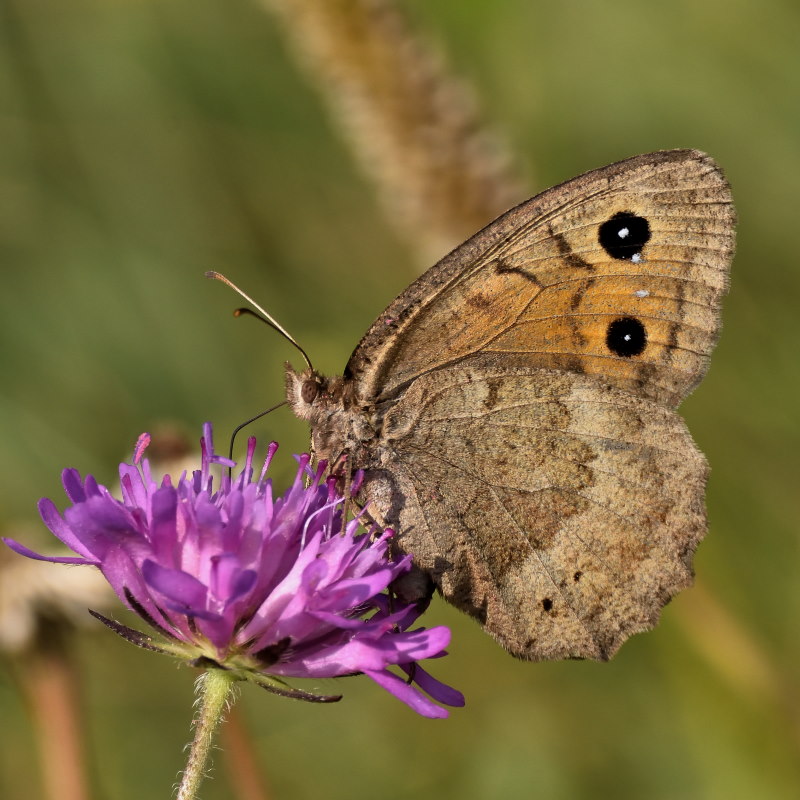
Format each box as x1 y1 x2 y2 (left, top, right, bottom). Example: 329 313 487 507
285 149 735 661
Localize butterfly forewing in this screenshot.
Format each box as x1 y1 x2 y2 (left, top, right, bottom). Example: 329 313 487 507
346 149 734 408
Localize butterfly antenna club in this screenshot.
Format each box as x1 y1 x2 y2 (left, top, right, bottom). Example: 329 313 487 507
205 270 314 371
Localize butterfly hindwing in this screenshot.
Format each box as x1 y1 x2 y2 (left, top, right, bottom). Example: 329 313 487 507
361 362 706 660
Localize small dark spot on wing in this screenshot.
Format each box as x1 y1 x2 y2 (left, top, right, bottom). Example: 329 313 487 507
551 227 595 271
467 292 493 310
484 379 501 410
493 257 543 286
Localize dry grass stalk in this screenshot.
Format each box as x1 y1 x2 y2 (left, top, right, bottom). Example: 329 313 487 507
261 0 527 265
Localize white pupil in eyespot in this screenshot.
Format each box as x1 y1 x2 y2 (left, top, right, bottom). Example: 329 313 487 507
617 227 630 239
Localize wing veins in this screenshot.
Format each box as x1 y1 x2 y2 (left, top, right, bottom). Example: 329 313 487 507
397 442 644 595
400 441 653 532
485 483 595 637
496 311 716 336
411 419 692 460
395 444 627 624
476 346 704 373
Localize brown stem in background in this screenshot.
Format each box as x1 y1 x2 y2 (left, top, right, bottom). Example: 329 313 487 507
17 623 92 800
261 0 527 265
221 705 272 800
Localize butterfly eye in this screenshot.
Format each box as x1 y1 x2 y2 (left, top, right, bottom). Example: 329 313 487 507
598 211 651 260
301 378 320 404
606 317 647 357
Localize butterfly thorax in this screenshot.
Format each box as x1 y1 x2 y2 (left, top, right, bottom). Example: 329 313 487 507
285 364 378 467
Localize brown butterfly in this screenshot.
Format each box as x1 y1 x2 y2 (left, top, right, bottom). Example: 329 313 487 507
285 149 735 661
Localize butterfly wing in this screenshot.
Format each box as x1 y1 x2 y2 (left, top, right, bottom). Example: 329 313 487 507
315 149 733 660
361 362 706 660
346 149 734 409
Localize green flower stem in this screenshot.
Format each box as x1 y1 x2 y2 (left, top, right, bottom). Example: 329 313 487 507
177 668 238 800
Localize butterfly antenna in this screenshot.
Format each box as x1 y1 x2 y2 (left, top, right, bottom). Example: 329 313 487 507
205 270 314 371
227 400 288 463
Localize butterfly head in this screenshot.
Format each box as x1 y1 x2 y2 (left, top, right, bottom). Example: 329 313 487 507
285 364 371 466
285 365 330 420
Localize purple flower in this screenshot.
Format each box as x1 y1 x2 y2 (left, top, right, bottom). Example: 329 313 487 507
4 424 463 718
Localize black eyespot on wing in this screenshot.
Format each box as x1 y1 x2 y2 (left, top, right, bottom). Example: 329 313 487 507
542 598 553 612
606 317 647 357
598 211 650 260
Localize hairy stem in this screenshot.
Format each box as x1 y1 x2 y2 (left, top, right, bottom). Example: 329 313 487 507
177 669 238 800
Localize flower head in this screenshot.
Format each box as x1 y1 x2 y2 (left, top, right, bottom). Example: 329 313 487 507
4 424 463 718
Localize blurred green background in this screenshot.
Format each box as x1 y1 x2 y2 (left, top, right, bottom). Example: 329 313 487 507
1 0 799 798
